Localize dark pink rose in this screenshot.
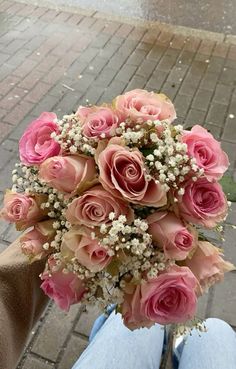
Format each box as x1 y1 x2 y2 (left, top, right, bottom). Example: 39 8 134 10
177 178 228 228
81 107 122 139
113 89 176 123
147 211 196 260
182 125 229 181
39 155 96 193
98 142 167 207
41 269 86 311
185 241 235 291
122 265 198 329
19 112 60 165
62 226 112 272
65 185 134 227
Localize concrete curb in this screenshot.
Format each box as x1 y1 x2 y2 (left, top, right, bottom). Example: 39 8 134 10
12 0 236 44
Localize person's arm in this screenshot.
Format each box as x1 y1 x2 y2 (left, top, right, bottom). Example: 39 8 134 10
0 239 49 369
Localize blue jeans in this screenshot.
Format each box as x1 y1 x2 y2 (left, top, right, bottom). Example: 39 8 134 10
72 312 236 369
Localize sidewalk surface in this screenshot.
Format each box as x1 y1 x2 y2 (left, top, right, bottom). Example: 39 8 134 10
0 1 235 368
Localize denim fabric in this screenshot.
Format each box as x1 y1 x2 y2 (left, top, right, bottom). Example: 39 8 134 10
72 313 236 369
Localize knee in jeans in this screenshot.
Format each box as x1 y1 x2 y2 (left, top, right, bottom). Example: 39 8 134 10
205 318 233 334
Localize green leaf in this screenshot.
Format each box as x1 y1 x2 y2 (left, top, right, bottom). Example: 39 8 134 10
140 148 154 157
220 175 236 202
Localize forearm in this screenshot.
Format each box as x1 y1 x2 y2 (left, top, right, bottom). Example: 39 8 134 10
0 239 49 369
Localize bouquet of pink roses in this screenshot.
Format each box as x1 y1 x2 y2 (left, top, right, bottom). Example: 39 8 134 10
1 89 234 332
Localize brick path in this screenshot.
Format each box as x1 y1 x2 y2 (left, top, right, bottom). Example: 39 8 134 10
0 1 236 368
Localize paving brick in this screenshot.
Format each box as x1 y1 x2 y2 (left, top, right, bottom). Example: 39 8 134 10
18 69 44 90
183 37 201 53
145 70 168 91
0 87 28 110
0 75 20 96
161 81 180 100
58 335 88 369
226 202 236 225
167 65 188 84
222 117 236 142
206 103 227 127
75 305 100 337
219 67 236 86
209 272 236 326
213 42 229 58
94 68 117 87
115 23 133 39
178 50 195 65
21 355 54 369
174 94 192 117
13 59 38 79
157 54 177 72
125 75 146 91
146 44 166 61
204 123 221 139
221 141 236 172
213 84 233 105
98 42 120 60
3 223 21 243
3 100 34 125
0 241 8 253
0 122 12 142
0 144 15 170
115 64 137 83
0 155 17 191
9 114 37 140
185 108 206 127
192 89 213 111
32 304 81 361
197 293 209 319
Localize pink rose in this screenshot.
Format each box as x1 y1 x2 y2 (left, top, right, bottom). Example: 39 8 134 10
81 107 122 139
177 178 228 228
122 265 198 329
62 226 112 272
113 89 176 123
0 191 44 229
65 185 134 227
98 143 167 207
39 155 96 193
76 105 93 120
147 211 196 260
20 219 56 260
19 112 60 166
182 125 229 181
40 268 86 311
185 241 235 291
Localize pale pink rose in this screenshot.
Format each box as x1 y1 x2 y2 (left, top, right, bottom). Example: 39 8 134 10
19 112 60 166
177 178 228 228
65 185 134 227
21 219 55 260
147 211 196 260
0 191 44 229
40 269 86 311
98 143 167 207
113 89 176 123
182 125 229 181
81 107 122 139
39 155 96 193
21 229 46 259
76 106 93 120
185 241 235 291
62 226 112 272
122 265 198 329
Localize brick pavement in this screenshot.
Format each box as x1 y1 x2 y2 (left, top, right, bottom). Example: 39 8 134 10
0 0 236 368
